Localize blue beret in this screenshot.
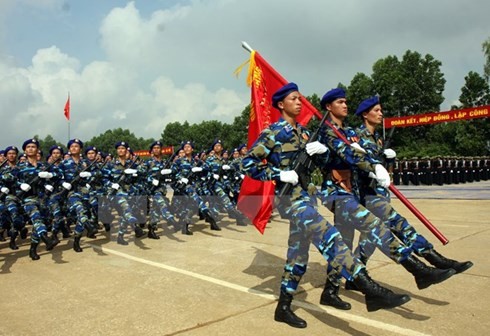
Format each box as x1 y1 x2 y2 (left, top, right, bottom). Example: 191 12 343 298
4 146 18 154
22 138 40 150
115 141 129 149
149 141 163 151
67 138 84 148
49 145 64 155
182 140 194 149
232 148 239 154
272 82 299 109
128 147 134 155
38 149 43 158
237 143 247 152
320 88 346 108
0 150 4 155
84 146 98 155
356 96 380 116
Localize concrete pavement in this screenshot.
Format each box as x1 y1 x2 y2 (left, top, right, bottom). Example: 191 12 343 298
0 182 489 336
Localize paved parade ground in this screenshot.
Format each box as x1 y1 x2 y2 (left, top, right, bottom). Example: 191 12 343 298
1 182 489 336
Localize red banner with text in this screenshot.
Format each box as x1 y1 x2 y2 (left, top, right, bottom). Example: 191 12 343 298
133 146 174 157
384 105 490 128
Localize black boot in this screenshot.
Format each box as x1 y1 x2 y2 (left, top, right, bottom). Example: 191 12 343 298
40 232 57 251
117 233 128 245
274 290 307 328
353 269 411 312
320 279 351 310
9 231 19 250
20 227 29 239
51 230 60 246
134 226 145 238
204 210 221 231
103 223 111 232
423 249 473 274
181 221 193 235
29 242 40 260
0 229 5 241
73 235 83 252
147 226 160 239
86 224 97 239
401 255 456 289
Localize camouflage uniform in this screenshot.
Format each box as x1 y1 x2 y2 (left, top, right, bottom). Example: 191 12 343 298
242 118 364 295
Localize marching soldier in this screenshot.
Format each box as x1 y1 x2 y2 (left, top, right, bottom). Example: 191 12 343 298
243 83 410 328
16 139 57 260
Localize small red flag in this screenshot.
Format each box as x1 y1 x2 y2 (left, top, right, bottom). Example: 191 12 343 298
236 51 321 234
64 95 70 121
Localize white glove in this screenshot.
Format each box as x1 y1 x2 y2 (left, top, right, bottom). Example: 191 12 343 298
20 183 31 192
152 179 159 187
45 184 54 192
62 182 72 190
279 170 299 185
124 168 137 175
350 142 366 154
79 171 92 178
161 169 172 175
191 167 203 173
306 141 328 156
240 174 245 180
1 187 9 194
179 177 189 185
222 164 231 170
374 164 391 188
383 148 397 159
38 172 53 179
85 183 91 190
111 183 120 190
213 174 220 180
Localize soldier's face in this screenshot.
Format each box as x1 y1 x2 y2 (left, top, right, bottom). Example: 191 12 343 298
117 146 127 158
183 144 193 155
69 144 81 155
25 144 38 157
86 150 96 161
152 145 161 157
51 149 62 161
213 143 222 154
233 152 240 159
6 150 17 163
328 98 348 120
363 104 383 126
278 91 302 118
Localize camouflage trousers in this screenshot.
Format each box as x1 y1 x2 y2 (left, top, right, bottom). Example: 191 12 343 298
322 192 413 285
66 191 91 236
357 194 433 259
280 190 364 295
4 195 25 233
149 191 176 228
22 197 48 243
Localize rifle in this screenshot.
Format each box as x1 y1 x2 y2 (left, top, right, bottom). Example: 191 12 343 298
108 155 141 196
18 157 62 197
278 110 330 198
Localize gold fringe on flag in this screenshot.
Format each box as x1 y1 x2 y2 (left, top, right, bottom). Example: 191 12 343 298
233 51 256 87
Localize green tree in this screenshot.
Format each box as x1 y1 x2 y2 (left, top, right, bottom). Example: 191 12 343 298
87 128 154 155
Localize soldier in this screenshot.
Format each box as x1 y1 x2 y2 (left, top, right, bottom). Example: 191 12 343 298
1 145 27 250
353 96 472 269
205 139 248 226
243 83 410 328
145 140 179 238
16 139 57 260
59 139 97 252
171 140 219 235
102 141 144 245
316 90 456 309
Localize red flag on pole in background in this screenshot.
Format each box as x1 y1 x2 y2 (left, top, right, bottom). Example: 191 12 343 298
235 50 320 234
64 95 70 121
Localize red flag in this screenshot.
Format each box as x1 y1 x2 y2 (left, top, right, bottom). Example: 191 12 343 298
236 51 320 234
64 95 70 121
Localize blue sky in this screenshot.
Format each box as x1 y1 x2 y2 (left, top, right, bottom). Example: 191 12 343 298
1 0 489 148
